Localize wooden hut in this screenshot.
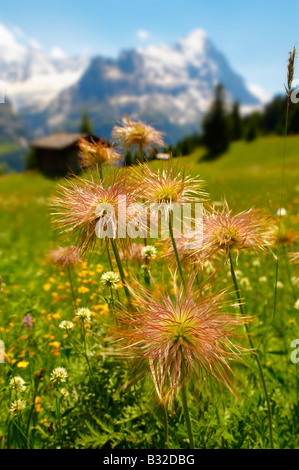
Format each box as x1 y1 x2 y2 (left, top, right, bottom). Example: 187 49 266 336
30 132 98 176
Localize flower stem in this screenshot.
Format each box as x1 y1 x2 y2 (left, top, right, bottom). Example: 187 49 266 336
55 392 61 439
138 144 148 245
26 381 39 448
67 265 78 311
162 403 168 449
97 163 103 182
109 287 119 325
181 382 194 449
105 239 120 302
110 238 131 302
169 215 185 287
81 324 98 391
229 251 274 449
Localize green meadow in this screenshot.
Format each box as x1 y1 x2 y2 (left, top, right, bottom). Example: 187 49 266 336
0 135 298 449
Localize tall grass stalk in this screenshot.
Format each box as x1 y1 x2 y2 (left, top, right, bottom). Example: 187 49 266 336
273 45 296 320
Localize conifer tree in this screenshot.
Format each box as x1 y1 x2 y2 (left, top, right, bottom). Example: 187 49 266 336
202 84 230 155
80 111 93 134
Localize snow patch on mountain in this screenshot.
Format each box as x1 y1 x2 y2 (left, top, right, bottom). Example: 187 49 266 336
248 83 272 104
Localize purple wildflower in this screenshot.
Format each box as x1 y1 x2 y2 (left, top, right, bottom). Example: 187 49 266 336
23 315 33 330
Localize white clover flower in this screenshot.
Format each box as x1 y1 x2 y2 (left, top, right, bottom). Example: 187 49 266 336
252 259 261 267
228 269 243 280
204 260 214 274
240 277 251 290
10 399 26 414
275 281 284 289
141 245 157 260
50 367 68 384
59 320 74 330
60 388 69 398
295 299 299 311
259 276 267 283
291 276 299 288
277 208 287 216
101 271 120 289
9 376 26 393
75 307 92 323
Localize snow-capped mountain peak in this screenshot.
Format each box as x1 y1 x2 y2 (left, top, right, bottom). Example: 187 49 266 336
0 23 267 144
38 28 262 144
178 28 207 55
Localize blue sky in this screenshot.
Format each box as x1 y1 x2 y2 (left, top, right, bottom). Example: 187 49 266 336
1 0 298 95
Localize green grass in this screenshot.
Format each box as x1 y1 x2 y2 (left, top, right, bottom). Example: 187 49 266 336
152 135 299 206
0 136 298 449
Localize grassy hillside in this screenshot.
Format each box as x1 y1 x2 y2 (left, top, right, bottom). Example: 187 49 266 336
152 135 299 207
1 133 298 201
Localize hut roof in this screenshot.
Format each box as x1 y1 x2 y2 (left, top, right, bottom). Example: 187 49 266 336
31 132 89 150
156 153 171 160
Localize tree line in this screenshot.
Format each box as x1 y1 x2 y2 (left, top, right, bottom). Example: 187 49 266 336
161 84 299 160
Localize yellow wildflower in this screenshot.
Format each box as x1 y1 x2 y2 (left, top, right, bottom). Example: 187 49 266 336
17 361 29 369
99 304 109 314
78 286 90 294
49 341 61 348
35 396 43 413
52 313 61 320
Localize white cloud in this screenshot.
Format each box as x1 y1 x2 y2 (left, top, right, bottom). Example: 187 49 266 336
0 23 26 61
0 22 90 112
136 29 149 40
0 23 43 60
